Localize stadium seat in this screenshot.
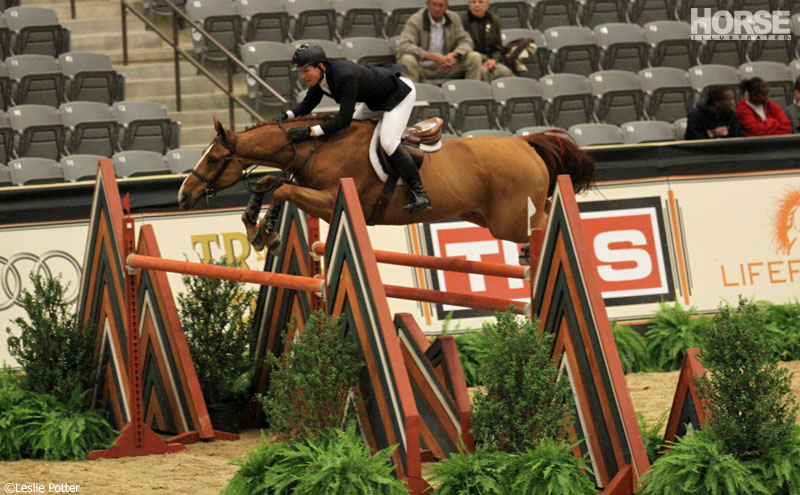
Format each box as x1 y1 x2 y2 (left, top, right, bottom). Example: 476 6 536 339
7 54 62 107
165 147 203 174
7 157 62 185
143 0 188 17
791 58 800 82
60 101 116 157
677 0 725 21
688 64 740 102
332 0 384 38
639 66 693 122
590 70 644 125
698 38 745 67
0 13 11 60
60 154 103 182
739 61 794 106
0 164 10 187
341 37 394 65
492 76 542 132
295 88 338 111
529 0 577 29
515 126 576 141
595 23 648 72
410 82 450 129
9 104 63 160
113 101 178 154
462 129 514 137
6 6 70 57
441 132 458 140
490 0 529 29
732 0 775 10
442 80 497 133
0 108 11 164
540 73 593 128
628 0 675 25
381 0 420 37
284 0 337 41
568 122 623 146
500 28 547 78
545 26 599 76
241 41 295 110
746 17 793 63
111 150 170 178
0 61 9 110
673 117 687 139
580 0 626 29
621 119 675 143
59 52 124 105
238 0 290 43
292 38 343 61
186 0 243 64
448 0 470 15
645 21 696 70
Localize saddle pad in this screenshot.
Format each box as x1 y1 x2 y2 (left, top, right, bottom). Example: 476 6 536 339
369 121 443 183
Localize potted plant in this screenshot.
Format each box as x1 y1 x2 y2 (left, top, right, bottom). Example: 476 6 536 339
177 257 256 433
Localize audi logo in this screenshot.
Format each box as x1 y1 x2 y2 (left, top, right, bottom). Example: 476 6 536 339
0 251 82 311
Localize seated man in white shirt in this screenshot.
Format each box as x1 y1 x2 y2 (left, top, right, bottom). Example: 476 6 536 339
395 0 483 82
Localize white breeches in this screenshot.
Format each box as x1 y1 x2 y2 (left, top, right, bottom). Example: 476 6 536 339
352 76 416 155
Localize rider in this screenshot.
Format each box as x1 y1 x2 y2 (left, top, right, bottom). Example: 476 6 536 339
279 43 431 214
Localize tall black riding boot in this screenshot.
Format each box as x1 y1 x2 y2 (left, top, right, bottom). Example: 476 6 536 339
388 145 431 214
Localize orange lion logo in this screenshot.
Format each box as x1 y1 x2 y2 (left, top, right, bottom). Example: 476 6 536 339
773 187 800 255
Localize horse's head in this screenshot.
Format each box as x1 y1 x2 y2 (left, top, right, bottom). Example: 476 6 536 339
178 117 245 210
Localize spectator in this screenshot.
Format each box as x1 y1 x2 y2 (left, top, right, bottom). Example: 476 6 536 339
396 0 483 83
461 0 513 81
735 77 792 136
784 76 800 134
684 86 742 140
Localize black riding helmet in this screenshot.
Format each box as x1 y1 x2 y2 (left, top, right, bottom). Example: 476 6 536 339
292 43 327 68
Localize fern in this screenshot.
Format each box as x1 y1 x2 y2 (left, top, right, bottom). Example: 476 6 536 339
645 300 711 371
757 299 800 362
611 321 650 374
747 426 800 495
511 439 596 495
637 411 667 464
428 449 514 495
454 330 487 387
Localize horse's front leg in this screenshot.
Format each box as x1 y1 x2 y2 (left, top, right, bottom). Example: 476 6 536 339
241 175 281 251
270 183 337 222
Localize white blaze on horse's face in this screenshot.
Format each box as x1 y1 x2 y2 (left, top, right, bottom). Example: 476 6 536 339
177 141 215 210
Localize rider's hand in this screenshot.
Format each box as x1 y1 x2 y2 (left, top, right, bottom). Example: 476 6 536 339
288 126 312 143
277 112 289 123
484 59 497 71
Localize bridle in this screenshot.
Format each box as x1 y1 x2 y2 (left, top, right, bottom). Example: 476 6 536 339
191 120 320 199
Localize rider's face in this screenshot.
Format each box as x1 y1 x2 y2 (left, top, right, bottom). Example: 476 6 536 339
299 64 324 87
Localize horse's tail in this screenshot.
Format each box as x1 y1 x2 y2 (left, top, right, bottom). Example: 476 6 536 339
520 130 595 196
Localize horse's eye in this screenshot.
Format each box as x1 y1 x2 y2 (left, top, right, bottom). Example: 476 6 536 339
207 156 218 165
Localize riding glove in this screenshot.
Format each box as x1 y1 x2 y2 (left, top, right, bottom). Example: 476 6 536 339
288 126 312 143
277 113 289 123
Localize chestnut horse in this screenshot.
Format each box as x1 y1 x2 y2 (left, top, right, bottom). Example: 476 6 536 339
178 117 595 251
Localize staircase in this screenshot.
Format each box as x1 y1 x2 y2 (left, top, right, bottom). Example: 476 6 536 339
38 0 273 148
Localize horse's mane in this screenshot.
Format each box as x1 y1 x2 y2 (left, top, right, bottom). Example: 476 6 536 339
520 131 596 196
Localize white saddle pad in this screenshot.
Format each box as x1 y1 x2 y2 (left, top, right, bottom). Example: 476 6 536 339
368 121 442 183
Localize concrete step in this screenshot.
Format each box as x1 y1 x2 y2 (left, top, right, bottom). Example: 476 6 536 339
124 74 246 98
72 30 165 52
53 2 123 22
171 108 253 127
63 16 146 34
132 91 250 112
115 61 197 79
99 47 177 64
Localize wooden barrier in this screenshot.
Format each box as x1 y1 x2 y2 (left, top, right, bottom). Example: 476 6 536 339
664 348 707 445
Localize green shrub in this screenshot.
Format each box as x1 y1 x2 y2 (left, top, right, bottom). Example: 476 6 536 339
177 257 257 404
470 309 573 453
645 300 711 372
611 321 650 374
637 411 667 464
511 439 596 495
259 310 363 439
223 424 406 495
697 298 798 461
641 428 768 495
757 299 800 362
454 330 486 388
5 274 97 404
428 449 513 495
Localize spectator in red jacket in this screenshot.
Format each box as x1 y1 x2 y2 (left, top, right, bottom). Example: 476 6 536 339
735 77 792 136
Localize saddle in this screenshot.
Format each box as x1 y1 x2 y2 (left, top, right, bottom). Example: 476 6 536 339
368 117 443 225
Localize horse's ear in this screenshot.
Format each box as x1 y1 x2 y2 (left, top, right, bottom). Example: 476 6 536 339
213 117 226 138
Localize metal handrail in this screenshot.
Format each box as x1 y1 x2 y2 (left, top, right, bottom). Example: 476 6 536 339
119 0 287 127
70 0 76 19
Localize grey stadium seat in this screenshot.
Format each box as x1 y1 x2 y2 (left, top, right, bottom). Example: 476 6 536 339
381 0 420 37
639 66 693 122
165 147 203 174
568 123 623 146
0 13 10 60
791 58 800 82
540 73 593 128
515 126 576 143
292 38 343 60
241 41 295 111
284 0 337 41
60 154 103 182
7 54 62 107
545 26 599 76
9 104 64 160
238 0 289 43
59 52 124 104
0 164 10 187
628 0 675 25
60 101 117 157
738 61 794 106
7 157 62 185
580 0 626 29
448 0 469 15
462 129 514 137
697 38 745 67
442 80 497 134
186 0 243 64
0 109 11 164
113 101 179 154
489 0 529 29
594 23 648 72
492 76 542 132
111 150 170 178
673 117 687 140
688 64 740 102
529 0 578 30
143 0 188 17
0 60 9 110
645 21 696 70
332 0 384 38
341 37 394 65
621 120 675 143
590 70 643 125
410 82 450 129
5 7 70 57
677 0 725 21
501 29 547 79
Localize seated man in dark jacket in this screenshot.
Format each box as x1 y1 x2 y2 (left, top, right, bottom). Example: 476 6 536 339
685 86 743 140
461 0 513 81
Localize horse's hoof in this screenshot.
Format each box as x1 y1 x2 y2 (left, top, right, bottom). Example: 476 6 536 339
519 244 531 266
266 233 282 256
250 226 268 252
